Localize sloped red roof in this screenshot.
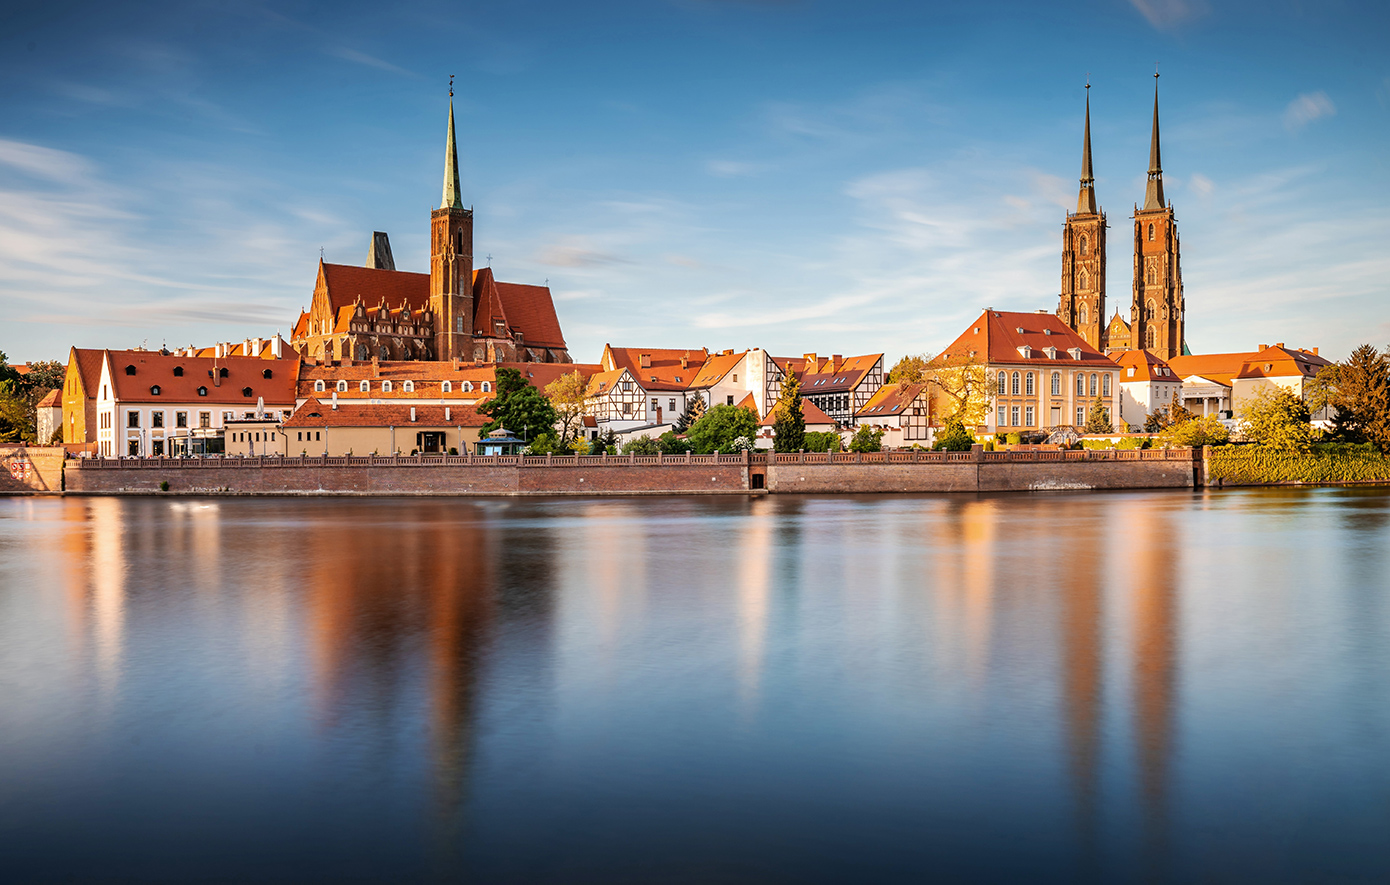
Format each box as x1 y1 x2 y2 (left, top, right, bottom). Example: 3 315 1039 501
108 352 300 405
495 281 566 348
1169 345 1330 386
936 310 1117 368
689 351 746 388
283 399 487 428
601 345 709 391
1111 349 1178 382
797 353 882 394
855 383 927 420
301 361 599 401
69 348 108 393
321 263 431 312
761 398 835 427
36 389 61 409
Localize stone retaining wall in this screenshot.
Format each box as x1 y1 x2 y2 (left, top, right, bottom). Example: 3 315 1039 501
0 446 65 493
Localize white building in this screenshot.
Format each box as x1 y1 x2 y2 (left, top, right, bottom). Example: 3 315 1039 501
1110 349 1186 429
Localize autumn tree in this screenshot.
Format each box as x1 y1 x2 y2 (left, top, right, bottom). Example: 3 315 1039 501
886 353 930 384
918 350 990 428
544 369 593 447
771 373 805 453
1238 386 1318 452
1313 344 1390 452
674 392 706 433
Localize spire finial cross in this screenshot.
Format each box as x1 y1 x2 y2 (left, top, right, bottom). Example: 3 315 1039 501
1154 63 1160 80
1085 72 1090 90
449 74 455 98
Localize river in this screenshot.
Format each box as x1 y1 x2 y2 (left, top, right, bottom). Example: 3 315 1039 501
2 490 1388 882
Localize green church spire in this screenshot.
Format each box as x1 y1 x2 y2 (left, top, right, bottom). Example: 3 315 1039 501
1142 73 1165 212
441 82 464 211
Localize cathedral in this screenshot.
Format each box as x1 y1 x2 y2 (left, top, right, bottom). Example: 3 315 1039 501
1058 76 1186 361
292 95 572 366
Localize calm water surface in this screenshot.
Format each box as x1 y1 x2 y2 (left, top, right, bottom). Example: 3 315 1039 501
1 490 1388 883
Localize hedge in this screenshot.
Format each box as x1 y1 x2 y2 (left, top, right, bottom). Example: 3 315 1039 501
1208 445 1390 484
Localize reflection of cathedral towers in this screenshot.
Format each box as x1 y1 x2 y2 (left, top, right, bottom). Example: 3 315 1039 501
1059 85 1108 352
1131 74 1185 360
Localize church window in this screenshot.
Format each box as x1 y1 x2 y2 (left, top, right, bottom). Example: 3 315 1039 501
1079 271 1087 291
996 372 1006 395
481 382 491 393
314 380 325 392
1079 306 1088 324
382 381 392 392
1146 326 1157 348
441 381 452 393
1026 373 1035 396
336 381 348 392
1103 374 1112 396
1051 372 1061 395
1147 298 1156 314
1148 223 1155 241
1079 236 1088 256
360 381 370 392
403 381 414 392
456 317 464 334
1089 374 1098 397
1011 372 1020 396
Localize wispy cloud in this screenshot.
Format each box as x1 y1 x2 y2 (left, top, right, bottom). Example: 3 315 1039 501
706 160 768 178
1283 91 1336 131
325 47 418 77
1128 0 1209 30
538 238 634 267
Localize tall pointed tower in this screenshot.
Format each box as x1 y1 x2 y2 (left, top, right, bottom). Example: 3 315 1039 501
1059 84 1107 351
431 88 475 362
1131 74 1184 360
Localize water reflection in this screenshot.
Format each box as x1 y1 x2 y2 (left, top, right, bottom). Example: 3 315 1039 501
0 490 1388 883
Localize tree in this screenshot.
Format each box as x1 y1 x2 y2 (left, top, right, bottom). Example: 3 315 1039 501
1313 345 1390 452
478 368 559 440
920 350 990 427
771 373 806 453
544 369 593 447
1239 386 1318 452
0 380 34 444
1158 414 1230 448
656 431 691 455
1142 406 1169 433
804 431 842 452
621 434 660 455
1167 388 1193 426
523 432 559 455
933 416 975 451
589 428 619 455
19 360 64 397
1084 395 1112 434
887 353 931 384
673 392 706 433
848 424 884 453
687 403 758 454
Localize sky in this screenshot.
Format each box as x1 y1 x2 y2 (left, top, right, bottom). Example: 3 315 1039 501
1 0 1387 366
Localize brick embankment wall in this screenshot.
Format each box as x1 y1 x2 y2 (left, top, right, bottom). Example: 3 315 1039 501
0 446 65 494
766 463 979 493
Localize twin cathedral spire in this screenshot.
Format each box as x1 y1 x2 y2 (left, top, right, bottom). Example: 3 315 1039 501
1058 75 1185 360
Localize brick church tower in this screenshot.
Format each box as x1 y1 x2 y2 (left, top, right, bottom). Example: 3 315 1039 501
1058 85 1107 351
1131 74 1184 360
431 91 474 361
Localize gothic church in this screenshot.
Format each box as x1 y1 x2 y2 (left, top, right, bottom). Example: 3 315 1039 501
292 96 572 366
1059 76 1186 360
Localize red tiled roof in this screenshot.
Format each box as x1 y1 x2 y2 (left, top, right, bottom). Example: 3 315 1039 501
1111 349 1178 383
36 389 61 408
855 383 927 420
936 310 1117 368
689 351 746 389
797 353 883 394
108 352 300 405
321 263 431 312
302 361 599 400
1169 345 1331 387
761 398 835 427
282 398 487 428
69 348 108 393
735 392 757 413
602 346 709 391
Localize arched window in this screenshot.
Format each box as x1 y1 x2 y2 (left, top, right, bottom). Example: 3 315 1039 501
173 366 184 377
314 380 325 392
1011 372 1020 396
1079 236 1088 256
1051 372 1061 396
1026 373 1035 396
1089 374 1098 396
359 381 370 392
336 380 348 392
1146 326 1157 348
382 380 392 392
1079 307 1088 325
1076 374 1085 396
481 382 491 393
462 381 473 392
1148 223 1155 241
997 372 1007 395
241 387 253 397
1102 374 1111 396
150 385 161 396
197 386 208 397
1147 298 1156 314
402 380 414 392
441 381 452 393
1079 271 1088 291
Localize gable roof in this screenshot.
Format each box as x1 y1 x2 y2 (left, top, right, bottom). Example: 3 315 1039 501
689 351 746 389
586 368 631 397
36 389 61 409
760 398 835 427
1168 344 1330 387
855 383 927 420
320 262 431 313
302 361 599 401
1110 349 1178 382
936 310 1117 368
107 352 301 405
68 347 108 394
796 353 883 394
601 346 709 391
282 398 488 428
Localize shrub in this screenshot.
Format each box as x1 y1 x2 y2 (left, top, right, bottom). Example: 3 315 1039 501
159 480 169 491
656 431 691 455
804 431 841 452
448 447 458 455
933 417 975 452
1158 415 1230 449
621 434 660 455
849 425 884 453
688 403 759 454
1209 445 1390 484
1005 432 1022 445
1239 387 1319 452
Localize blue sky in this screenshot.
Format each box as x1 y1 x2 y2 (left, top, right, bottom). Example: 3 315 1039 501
1 0 1387 365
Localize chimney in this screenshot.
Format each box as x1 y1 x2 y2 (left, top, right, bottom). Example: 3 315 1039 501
410 407 416 423
1275 342 1285 349
445 407 451 421
1258 344 1267 351
1312 347 1319 356
452 357 460 372
372 356 380 378
803 353 817 368
640 353 651 368
680 353 688 369
723 349 734 356
331 390 338 410
271 336 283 359
832 354 843 373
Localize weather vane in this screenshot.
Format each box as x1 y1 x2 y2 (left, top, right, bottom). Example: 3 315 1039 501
1154 62 1160 80
449 74 455 97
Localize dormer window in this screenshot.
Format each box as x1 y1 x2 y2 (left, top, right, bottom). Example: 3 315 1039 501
125 365 136 375
481 382 491 393
262 369 272 379
197 386 208 397
403 380 414 392
441 381 452 393
242 387 253 397
1043 328 1052 336
314 380 325 392
1017 345 1033 359
173 366 184 377
150 385 161 395
462 381 473 392
382 381 392 392
219 368 229 378
1068 348 1082 360
1044 346 1058 360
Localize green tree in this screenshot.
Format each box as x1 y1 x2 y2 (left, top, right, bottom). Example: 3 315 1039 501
1142 406 1169 433
0 380 35 444
656 431 691 454
803 431 842 452
478 368 559 440
1239 386 1318 452
523 432 559 454
932 416 976 451
621 434 660 455
19 360 64 397
1084 395 1112 434
687 403 758 454
1314 345 1390 452
848 424 884 453
673 393 706 433
1158 414 1230 448
771 373 806 453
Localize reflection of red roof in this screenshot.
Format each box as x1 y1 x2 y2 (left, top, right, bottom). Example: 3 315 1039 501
602 346 709 391
936 310 1117 368
109 352 301 405
282 399 487 428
